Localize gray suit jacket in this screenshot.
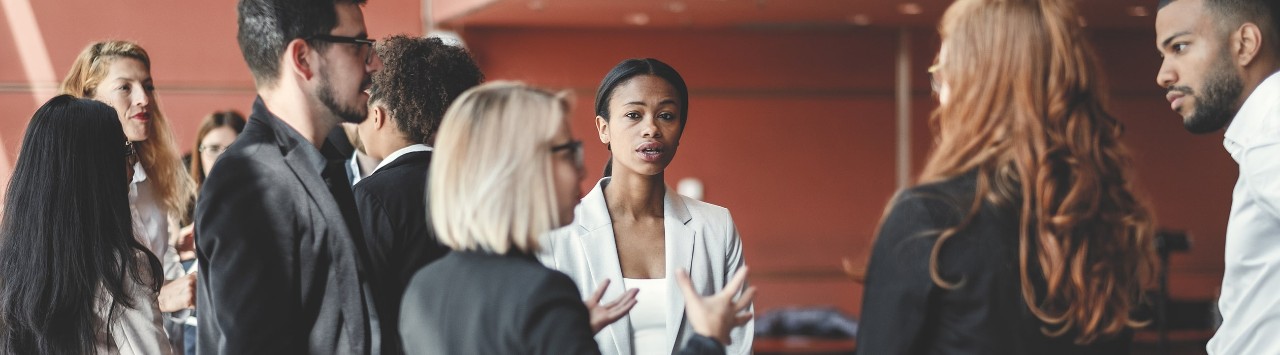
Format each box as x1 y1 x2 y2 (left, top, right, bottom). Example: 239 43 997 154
537 178 753 355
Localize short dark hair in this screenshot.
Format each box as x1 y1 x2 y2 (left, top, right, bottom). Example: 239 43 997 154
1160 0 1280 53
0 95 162 354
237 0 368 87
594 58 690 124
369 35 484 144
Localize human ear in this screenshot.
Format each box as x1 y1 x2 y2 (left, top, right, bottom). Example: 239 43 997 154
1234 23 1264 67
284 39 315 81
595 115 610 148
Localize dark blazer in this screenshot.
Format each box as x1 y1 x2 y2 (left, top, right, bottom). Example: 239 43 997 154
195 98 374 355
399 251 726 355
353 150 449 354
856 171 1132 355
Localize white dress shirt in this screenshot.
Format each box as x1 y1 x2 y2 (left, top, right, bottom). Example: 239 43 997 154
370 144 432 175
1207 71 1280 355
129 163 182 281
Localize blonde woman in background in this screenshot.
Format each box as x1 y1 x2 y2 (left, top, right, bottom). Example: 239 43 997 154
61 40 197 354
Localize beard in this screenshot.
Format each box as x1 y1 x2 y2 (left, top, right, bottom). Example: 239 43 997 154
1180 51 1244 134
316 62 369 124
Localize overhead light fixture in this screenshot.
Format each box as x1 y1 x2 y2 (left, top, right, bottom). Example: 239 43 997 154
1077 15 1089 27
847 14 872 26
625 12 651 26
899 3 923 15
1127 6 1149 17
527 0 545 11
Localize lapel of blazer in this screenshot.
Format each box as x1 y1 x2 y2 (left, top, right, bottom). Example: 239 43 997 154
576 179 632 355
265 109 370 353
662 186 695 354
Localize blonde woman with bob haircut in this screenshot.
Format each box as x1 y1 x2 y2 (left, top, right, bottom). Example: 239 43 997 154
857 0 1158 353
60 40 197 352
399 81 755 355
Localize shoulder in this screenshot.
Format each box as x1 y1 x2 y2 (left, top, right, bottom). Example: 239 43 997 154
354 161 428 202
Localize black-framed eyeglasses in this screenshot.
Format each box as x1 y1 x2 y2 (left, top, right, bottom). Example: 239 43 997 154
551 140 584 169
307 34 377 65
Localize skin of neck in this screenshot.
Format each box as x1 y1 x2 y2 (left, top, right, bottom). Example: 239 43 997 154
258 79 339 149
604 165 666 220
1235 51 1280 110
369 117 414 161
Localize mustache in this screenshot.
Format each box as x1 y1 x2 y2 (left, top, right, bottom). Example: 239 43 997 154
1167 85 1194 96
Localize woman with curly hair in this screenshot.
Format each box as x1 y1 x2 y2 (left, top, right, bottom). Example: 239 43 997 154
857 0 1159 353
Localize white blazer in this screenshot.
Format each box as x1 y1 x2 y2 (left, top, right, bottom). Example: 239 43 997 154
538 178 753 355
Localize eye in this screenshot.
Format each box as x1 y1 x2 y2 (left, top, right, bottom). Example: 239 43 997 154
143 83 156 92
658 112 676 121
1172 43 1188 54
624 111 642 120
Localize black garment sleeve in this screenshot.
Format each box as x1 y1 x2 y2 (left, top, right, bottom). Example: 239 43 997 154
856 192 954 355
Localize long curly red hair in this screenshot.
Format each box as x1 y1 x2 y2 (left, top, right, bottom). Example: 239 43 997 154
921 0 1159 344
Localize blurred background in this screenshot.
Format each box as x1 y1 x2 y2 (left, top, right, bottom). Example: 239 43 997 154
0 0 1226 353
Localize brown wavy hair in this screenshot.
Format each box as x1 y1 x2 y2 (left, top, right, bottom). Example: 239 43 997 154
189 110 247 189
60 40 194 215
921 0 1158 344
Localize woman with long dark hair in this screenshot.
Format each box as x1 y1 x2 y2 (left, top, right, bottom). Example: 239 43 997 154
0 95 170 354
857 0 1158 353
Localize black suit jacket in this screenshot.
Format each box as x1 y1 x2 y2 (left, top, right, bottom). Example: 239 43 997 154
196 98 375 355
857 171 1132 355
399 251 726 355
353 150 449 354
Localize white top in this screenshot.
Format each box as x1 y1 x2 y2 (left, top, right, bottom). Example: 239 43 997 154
623 278 669 355
94 252 173 355
1208 71 1280 355
129 163 182 281
370 144 432 175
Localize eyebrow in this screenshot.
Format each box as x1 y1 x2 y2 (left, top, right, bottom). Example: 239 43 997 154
623 99 679 107
1161 31 1192 49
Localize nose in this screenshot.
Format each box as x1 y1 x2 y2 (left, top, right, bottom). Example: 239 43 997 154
1156 58 1177 89
367 49 384 73
640 115 661 138
133 86 150 108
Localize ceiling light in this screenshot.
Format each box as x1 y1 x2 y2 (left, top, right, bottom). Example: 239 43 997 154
625 12 651 26
527 0 544 11
899 3 923 15
847 14 872 26
1077 16 1088 27
1127 6 1149 17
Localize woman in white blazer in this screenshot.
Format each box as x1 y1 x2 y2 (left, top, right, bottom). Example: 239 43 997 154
539 58 753 355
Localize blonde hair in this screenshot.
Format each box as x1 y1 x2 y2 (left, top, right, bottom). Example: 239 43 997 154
59 40 194 215
920 0 1157 344
429 81 570 254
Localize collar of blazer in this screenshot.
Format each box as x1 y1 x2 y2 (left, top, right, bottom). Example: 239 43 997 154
574 177 700 355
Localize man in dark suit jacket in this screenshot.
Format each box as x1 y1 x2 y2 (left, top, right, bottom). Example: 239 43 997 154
195 0 382 353
351 35 484 354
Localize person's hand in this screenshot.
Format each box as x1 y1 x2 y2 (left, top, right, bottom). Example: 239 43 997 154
677 266 756 345
158 272 197 312
585 279 639 334
176 224 196 260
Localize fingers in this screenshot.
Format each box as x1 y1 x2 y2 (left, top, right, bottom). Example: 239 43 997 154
733 286 757 312
733 312 753 327
600 287 638 309
676 269 701 302
586 279 611 306
721 266 750 298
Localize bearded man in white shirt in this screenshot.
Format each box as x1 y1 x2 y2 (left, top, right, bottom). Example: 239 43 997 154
1155 0 1280 353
